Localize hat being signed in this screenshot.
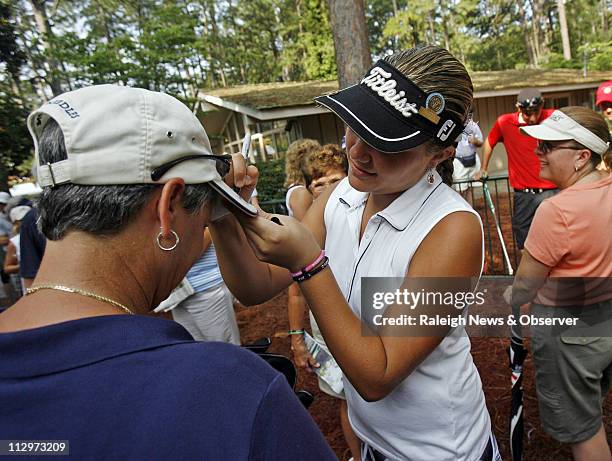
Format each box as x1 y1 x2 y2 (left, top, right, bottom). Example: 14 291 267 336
520 110 609 155
315 60 464 153
27 84 257 216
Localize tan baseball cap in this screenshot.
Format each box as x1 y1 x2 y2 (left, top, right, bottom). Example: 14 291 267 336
27 85 257 216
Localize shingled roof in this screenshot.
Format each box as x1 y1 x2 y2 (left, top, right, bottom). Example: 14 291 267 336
204 69 611 110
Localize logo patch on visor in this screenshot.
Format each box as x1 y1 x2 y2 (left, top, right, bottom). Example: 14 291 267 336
425 93 445 114
361 67 419 118
437 120 456 141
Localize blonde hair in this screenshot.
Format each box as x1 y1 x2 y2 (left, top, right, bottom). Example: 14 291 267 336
384 46 473 185
301 144 348 186
559 106 611 169
284 139 321 188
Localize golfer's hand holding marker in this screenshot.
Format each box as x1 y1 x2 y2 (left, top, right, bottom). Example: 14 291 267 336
225 148 323 275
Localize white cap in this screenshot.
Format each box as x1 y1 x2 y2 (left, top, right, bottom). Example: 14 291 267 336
27 85 256 216
9 206 31 223
0 192 10 204
520 110 609 155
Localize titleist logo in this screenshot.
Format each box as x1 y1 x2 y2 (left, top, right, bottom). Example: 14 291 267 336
361 67 419 118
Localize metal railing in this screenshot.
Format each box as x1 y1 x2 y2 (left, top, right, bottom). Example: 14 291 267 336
259 199 288 216
261 175 518 276
453 175 518 275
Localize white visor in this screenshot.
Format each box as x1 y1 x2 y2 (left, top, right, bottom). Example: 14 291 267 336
520 110 609 155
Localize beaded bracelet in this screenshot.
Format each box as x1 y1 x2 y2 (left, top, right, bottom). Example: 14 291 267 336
290 250 326 279
287 329 305 335
292 256 329 283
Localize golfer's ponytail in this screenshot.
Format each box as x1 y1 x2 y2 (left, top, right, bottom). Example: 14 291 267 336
436 158 455 187
384 47 472 130
385 47 472 187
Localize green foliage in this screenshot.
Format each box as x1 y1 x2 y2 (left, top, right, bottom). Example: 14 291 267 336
381 0 441 50
582 41 612 72
0 2 26 81
0 86 32 178
368 0 610 73
466 25 529 71
278 0 337 81
2 0 609 167
540 41 612 72
254 158 286 202
0 2 30 186
365 0 398 57
300 0 337 80
541 52 583 70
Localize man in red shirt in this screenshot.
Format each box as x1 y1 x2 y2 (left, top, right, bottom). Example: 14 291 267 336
474 88 558 249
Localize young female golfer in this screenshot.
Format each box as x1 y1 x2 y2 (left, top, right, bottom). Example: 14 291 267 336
211 46 497 461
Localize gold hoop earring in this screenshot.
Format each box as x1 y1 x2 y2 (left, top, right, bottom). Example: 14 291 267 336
157 229 179 251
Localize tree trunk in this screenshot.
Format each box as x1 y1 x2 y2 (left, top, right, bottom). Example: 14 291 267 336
439 0 451 52
410 20 420 48
28 0 63 96
427 10 435 45
601 0 608 34
556 0 571 60
528 0 540 62
544 1 555 55
326 0 371 88
518 1 536 66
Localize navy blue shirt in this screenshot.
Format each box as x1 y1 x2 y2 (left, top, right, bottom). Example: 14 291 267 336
18 208 46 279
0 315 336 460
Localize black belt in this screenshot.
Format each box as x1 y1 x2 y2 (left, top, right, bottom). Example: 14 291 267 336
514 187 554 194
364 436 495 461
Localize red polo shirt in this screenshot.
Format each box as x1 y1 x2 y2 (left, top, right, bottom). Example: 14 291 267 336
487 109 557 190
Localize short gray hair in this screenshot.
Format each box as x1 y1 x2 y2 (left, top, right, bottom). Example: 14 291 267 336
38 118 212 241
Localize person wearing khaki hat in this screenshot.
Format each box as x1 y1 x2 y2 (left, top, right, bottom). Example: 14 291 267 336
0 85 335 460
509 106 611 461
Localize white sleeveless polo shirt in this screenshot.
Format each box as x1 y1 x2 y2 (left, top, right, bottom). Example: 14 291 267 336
323 172 491 461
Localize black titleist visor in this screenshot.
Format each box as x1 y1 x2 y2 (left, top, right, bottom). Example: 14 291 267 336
315 60 465 153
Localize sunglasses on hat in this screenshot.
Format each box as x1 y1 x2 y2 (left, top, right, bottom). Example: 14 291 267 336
517 97 543 111
151 154 232 182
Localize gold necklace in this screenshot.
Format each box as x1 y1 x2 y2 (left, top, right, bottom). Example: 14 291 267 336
26 285 135 315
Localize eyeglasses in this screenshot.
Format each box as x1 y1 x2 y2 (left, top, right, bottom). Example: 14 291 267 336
536 141 583 155
150 154 232 182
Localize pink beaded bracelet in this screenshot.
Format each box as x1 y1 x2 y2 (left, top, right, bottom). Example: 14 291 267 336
290 250 326 278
